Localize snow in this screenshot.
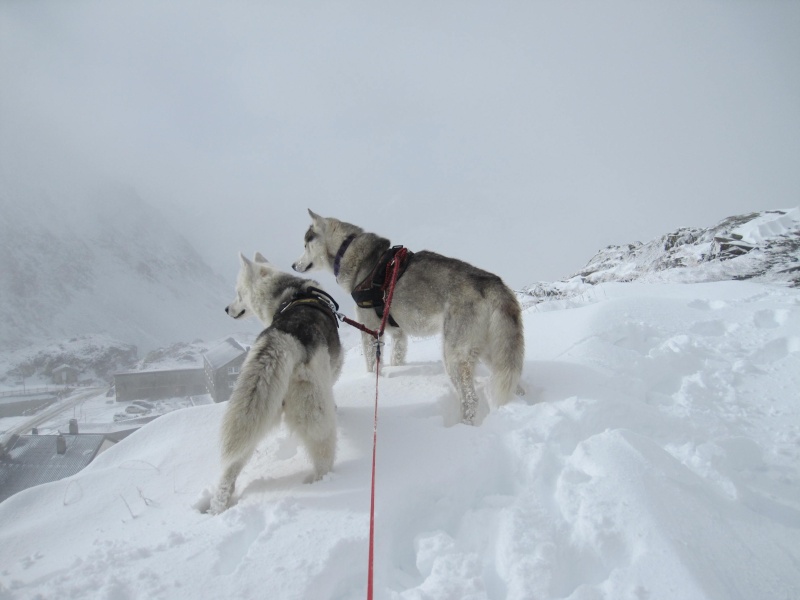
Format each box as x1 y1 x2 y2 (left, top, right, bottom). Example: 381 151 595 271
733 208 799 246
1 280 799 599
555 208 800 288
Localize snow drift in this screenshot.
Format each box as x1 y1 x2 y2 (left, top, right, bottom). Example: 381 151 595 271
1 278 798 599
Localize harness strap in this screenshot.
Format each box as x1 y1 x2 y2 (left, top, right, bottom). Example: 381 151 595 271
351 245 414 327
275 287 340 327
333 234 357 280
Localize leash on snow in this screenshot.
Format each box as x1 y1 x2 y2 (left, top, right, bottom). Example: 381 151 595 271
335 247 407 600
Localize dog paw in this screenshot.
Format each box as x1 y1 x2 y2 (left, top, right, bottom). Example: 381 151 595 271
207 486 233 515
208 498 226 515
304 470 333 484
192 487 214 513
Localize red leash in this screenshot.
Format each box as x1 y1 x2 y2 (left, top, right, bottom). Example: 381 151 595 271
365 248 406 600
339 314 379 339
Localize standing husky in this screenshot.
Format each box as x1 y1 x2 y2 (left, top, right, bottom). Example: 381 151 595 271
209 253 342 514
292 210 524 425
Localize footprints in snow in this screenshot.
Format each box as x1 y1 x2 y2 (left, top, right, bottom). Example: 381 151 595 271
214 504 273 576
753 308 790 329
605 296 799 371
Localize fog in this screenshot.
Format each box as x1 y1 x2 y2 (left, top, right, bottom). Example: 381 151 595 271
2 1 799 288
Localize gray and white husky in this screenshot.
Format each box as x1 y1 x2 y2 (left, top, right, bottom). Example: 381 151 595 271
209 253 342 514
292 210 524 425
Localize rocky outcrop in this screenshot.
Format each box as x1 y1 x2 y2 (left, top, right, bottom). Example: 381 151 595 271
523 208 800 304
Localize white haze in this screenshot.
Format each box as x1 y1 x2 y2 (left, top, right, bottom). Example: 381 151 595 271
1 1 799 291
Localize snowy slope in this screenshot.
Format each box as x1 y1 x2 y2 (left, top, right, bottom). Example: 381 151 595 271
0 181 237 352
566 208 799 286
1 280 799 599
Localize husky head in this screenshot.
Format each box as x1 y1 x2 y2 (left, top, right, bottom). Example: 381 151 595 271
225 253 282 325
293 209 361 275
292 210 331 273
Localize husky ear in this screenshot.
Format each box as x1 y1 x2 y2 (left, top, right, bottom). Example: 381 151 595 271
241 253 269 278
239 252 255 272
308 209 327 231
253 252 270 264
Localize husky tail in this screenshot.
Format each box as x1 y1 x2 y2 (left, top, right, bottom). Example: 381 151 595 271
210 331 299 513
487 289 525 407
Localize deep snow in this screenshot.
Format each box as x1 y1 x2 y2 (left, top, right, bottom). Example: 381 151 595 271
1 281 799 599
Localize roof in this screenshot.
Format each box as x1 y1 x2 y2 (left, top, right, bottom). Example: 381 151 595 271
0 434 108 503
114 367 204 378
52 364 78 373
203 337 247 370
103 428 139 443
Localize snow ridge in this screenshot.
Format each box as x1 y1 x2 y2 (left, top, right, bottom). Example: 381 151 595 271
576 208 800 284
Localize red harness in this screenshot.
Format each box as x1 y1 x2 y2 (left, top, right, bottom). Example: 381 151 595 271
351 245 414 328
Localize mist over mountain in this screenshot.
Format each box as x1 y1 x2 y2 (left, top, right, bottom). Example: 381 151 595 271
0 181 241 353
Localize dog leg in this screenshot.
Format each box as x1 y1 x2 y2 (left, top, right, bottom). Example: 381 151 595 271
283 358 337 483
355 307 380 372
361 331 377 373
444 346 480 425
289 398 337 483
457 357 480 425
300 424 336 483
390 329 408 366
209 458 247 514
443 313 483 425
210 340 291 514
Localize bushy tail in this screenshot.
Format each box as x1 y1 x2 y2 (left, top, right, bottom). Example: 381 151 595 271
488 288 525 406
219 331 298 464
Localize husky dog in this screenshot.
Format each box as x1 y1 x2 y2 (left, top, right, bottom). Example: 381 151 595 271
292 210 524 425
209 253 342 514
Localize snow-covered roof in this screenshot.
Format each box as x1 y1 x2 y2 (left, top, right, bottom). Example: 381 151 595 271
0 434 108 503
203 338 247 370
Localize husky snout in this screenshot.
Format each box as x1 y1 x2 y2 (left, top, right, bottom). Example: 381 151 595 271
292 259 312 273
225 305 246 319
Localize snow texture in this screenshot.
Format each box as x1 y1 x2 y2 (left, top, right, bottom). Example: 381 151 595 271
524 209 800 301
1 279 799 599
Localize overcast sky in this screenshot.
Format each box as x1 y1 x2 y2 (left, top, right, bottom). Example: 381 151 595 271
1 1 799 289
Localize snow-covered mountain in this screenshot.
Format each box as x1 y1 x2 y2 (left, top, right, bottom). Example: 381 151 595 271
522 208 800 305
0 335 137 386
0 182 237 353
576 208 799 285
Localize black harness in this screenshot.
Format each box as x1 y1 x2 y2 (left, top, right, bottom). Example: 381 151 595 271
275 286 340 328
351 245 414 328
